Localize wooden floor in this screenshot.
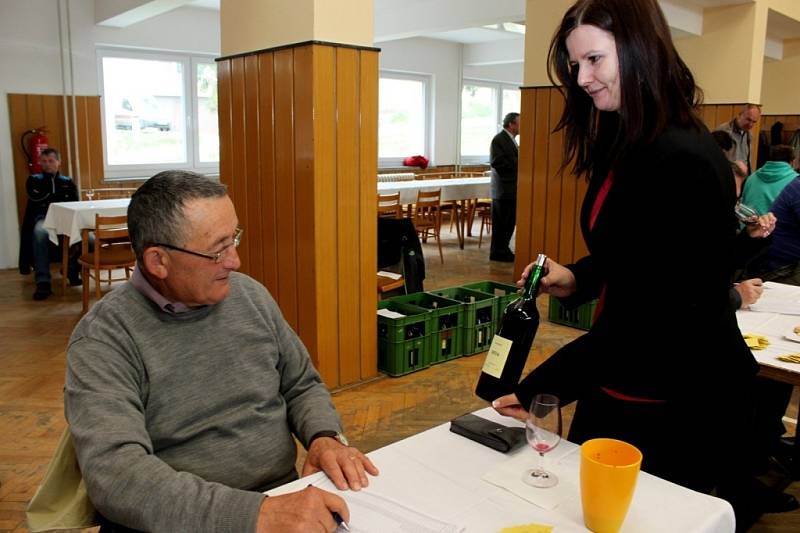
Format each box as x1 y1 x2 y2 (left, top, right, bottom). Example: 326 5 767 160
1 221 798 532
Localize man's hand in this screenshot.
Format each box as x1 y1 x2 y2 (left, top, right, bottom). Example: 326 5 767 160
735 278 764 308
492 393 528 422
745 212 776 238
256 486 347 533
303 437 379 490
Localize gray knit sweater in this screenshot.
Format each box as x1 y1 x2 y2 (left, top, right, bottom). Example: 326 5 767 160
65 272 342 532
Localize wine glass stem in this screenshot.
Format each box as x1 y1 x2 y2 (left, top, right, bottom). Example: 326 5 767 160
538 452 546 476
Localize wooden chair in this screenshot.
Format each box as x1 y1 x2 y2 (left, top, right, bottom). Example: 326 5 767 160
78 214 136 313
413 189 444 264
377 192 403 219
82 187 137 200
477 204 492 248
378 272 405 297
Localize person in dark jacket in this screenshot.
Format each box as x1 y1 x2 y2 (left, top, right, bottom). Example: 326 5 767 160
489 112 520 262
490 0 794 527
18 148 81 300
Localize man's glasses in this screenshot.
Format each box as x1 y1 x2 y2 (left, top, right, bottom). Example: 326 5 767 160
155 228 243 263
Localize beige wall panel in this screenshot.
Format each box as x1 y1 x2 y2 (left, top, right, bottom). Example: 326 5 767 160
675 3 765 104
762 40 800 114
523 0 573 86
221 0 314 57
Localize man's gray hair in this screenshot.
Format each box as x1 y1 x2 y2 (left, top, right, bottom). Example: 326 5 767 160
128 170 228 262
503 112 520 129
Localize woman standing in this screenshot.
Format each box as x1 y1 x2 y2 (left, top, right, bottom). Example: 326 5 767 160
492 0 758 502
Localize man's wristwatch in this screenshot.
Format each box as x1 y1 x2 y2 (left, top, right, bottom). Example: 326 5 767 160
309 430 349 447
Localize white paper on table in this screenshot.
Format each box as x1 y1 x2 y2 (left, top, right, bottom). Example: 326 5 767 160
304 476 460 533
378 270 403 280
481 447 578 511
377 308 406 319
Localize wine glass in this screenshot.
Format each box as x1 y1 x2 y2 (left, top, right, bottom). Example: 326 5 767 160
85 188 95 204
523 393 562 488
734 202 759 226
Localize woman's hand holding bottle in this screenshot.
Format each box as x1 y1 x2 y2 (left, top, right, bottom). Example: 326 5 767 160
518 257 577 299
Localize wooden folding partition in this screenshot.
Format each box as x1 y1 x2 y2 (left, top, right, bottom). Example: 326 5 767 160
217 42 379 388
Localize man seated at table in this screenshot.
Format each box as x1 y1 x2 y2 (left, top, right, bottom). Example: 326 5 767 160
65 170 378 532
18 148 81 300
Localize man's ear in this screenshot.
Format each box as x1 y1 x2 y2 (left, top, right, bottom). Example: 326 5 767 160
142 246 169 280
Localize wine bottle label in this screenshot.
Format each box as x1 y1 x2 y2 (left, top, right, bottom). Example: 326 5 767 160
481 335 513 378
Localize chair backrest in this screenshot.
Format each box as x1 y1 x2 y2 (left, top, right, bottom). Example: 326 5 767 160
83 187 137 200
377 192 402 218
80 214 131 257
414 189 441 226
94 214 130 241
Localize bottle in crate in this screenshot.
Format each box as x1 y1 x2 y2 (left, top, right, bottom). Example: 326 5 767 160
475 254 546 402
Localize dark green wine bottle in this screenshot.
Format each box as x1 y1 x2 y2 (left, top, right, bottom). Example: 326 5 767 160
475 254 546 402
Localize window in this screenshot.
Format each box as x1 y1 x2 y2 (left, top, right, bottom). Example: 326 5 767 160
460 81 520 163
379 73 430 167
98 49 218 179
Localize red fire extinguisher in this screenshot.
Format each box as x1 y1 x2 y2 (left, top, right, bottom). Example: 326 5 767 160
21 127 49 174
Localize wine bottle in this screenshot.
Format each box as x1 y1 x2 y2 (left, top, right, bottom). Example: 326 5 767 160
475 254 547 402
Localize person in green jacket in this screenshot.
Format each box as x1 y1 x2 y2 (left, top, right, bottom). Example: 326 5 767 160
741 144 798 215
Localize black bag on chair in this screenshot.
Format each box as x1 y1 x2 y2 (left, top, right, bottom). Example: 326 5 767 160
378 217 425 293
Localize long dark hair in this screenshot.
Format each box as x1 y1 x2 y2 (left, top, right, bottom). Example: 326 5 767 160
548 0 705 177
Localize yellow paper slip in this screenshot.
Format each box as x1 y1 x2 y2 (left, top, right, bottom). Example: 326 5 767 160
499 524 553 533
743 333 770 350
777 353 800 364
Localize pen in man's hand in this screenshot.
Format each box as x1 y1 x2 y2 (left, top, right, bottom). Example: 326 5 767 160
332 511 351 531
306 484 351 531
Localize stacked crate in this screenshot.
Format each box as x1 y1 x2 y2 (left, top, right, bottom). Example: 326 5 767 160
376 300 431 376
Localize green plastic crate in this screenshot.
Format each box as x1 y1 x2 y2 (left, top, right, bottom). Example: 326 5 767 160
462 280 520 330
547 296 597 331
389 292 464 363
463 319 495 355
377 301 431 376
428 287 496 328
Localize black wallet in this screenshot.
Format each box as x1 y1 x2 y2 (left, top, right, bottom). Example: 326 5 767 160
449 413 525 453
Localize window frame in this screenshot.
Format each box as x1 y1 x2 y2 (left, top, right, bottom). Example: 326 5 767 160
460 79 520 165
97 47 219 181
378 70 432 169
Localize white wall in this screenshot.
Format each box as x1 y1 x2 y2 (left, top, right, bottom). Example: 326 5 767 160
379 37 461 167
463 63 523 86
0 0 219 269
379 37 523 167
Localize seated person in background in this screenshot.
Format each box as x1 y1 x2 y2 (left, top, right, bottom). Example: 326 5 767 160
65 170 378 532
747 175 800 285
740 144 798 216
18 148 81 300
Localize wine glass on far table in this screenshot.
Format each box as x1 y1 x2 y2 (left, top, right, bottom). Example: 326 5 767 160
523 393 562 488
85 188 95 205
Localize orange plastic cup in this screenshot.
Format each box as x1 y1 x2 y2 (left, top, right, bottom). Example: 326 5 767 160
580 438 642 533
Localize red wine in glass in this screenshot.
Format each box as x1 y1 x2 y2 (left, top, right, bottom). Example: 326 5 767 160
523 393 562 488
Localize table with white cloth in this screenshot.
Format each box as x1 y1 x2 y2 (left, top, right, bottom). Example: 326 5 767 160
268 407 735 532
736 281 800 476
378 177 491 249
41 198 131 292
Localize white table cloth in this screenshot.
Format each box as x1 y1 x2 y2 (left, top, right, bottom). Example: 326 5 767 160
42 198 130 245
378 177 491 205
269 407 735 532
